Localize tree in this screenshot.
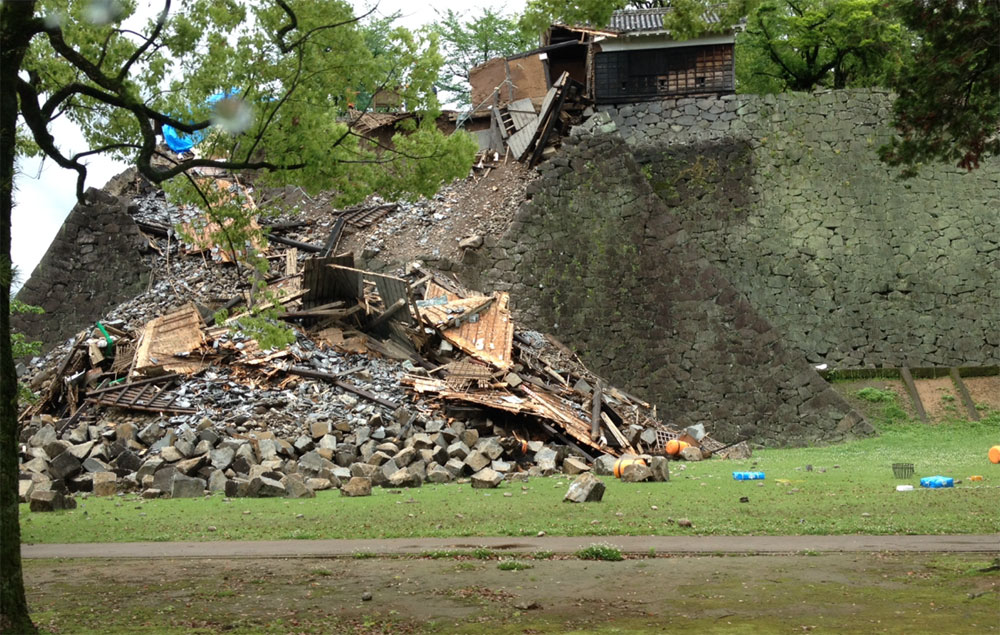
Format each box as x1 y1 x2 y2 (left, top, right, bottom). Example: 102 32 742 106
736 0 910 93
432 8 535 109
0 1 476 631
879 0 999 173
519 0 669 36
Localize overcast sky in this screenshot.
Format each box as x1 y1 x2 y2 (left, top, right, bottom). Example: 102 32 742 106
12 0 526 290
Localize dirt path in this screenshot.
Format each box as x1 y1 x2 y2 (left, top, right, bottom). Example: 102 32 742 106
23 551 1000 633
22 534 1000 559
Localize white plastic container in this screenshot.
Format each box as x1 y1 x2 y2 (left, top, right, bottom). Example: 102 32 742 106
896 485 914 492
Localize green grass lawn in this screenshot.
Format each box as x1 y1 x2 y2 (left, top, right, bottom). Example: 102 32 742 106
20 416 1000 543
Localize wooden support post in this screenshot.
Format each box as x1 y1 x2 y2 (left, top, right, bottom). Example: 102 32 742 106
591 381 602 441
367 298 407 330
900 367 928 423
320 217 346 258
949 368 981 421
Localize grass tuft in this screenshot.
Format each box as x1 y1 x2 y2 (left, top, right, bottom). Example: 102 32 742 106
497 559 533 571
576 543 624 561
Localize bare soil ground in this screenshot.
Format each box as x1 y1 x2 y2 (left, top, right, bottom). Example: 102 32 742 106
24 553 998 633
833 375 1000 423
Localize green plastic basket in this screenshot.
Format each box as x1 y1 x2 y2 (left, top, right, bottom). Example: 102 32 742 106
892 463 914 479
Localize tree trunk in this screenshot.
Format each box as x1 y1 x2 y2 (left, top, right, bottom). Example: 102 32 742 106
1 2 39 633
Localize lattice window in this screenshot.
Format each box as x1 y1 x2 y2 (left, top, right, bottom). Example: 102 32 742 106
595 44 734 103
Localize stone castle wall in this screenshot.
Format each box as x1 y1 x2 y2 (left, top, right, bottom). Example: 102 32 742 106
13 186 149 354
600 90 1000 368
461 131 871 446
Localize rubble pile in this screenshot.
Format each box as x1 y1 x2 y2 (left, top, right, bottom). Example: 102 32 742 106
18 171 746 510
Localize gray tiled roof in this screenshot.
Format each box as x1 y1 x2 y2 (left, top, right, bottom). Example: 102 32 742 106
608 7 721 34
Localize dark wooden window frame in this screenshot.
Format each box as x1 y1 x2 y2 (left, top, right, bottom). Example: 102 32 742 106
594 43 734 103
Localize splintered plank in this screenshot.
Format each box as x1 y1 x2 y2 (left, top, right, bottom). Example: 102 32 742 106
507 117 540 161
133 303 207 375
418 296 493 328
506 98 538 132
87 375 196 415
521 386 603 453
371 272 413 325
423 293 513 371
412 381 607 455
302 254 358 307
333 203 397 229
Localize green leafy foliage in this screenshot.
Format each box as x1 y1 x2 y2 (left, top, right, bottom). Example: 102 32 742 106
879 0 1000 174
736 0 911 93
10 298 43 404
15 1 476 203
432 8 534 108
519 0 677 35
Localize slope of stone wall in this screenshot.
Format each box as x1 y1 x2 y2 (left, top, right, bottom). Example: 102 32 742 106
13 187 149 354
601 90 1000 368
462 132 870 447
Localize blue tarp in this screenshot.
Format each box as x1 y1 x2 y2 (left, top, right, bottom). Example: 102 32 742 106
162 92 229 153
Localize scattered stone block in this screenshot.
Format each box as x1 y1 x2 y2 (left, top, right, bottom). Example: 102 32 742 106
92 471 117 497
464 450 491 473
18 479 34 503
159 446 182 463
171 474 206 498
471 467 503 489
648 457 670 482
29 490 74 512
562 457 590 475
621 463 653 483
564 472 606 503
282 474 315 498
426 464 452 483
208 469 228 492
386 467 423 488
341 477 372 497
305 478 333 491
680 446 703 462
249 476 286 497
48 451 82 480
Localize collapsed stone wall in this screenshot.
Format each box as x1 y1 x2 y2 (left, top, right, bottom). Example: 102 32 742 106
462 132 870 447
601 90 1000 368
13 186 149 354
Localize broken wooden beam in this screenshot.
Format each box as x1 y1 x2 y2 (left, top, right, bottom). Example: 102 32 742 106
266 233 323 253
287 366 400 409
591 381 602 441
320 217 346 258
367 298 408 330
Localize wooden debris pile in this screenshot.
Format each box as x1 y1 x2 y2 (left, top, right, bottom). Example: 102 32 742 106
18 248 746 507
481 72 592 167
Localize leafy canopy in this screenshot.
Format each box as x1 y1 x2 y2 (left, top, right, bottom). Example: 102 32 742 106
879 0 999 173
432 8 535 109
519 1 678 35
17 0 476 204
736 0 911 93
